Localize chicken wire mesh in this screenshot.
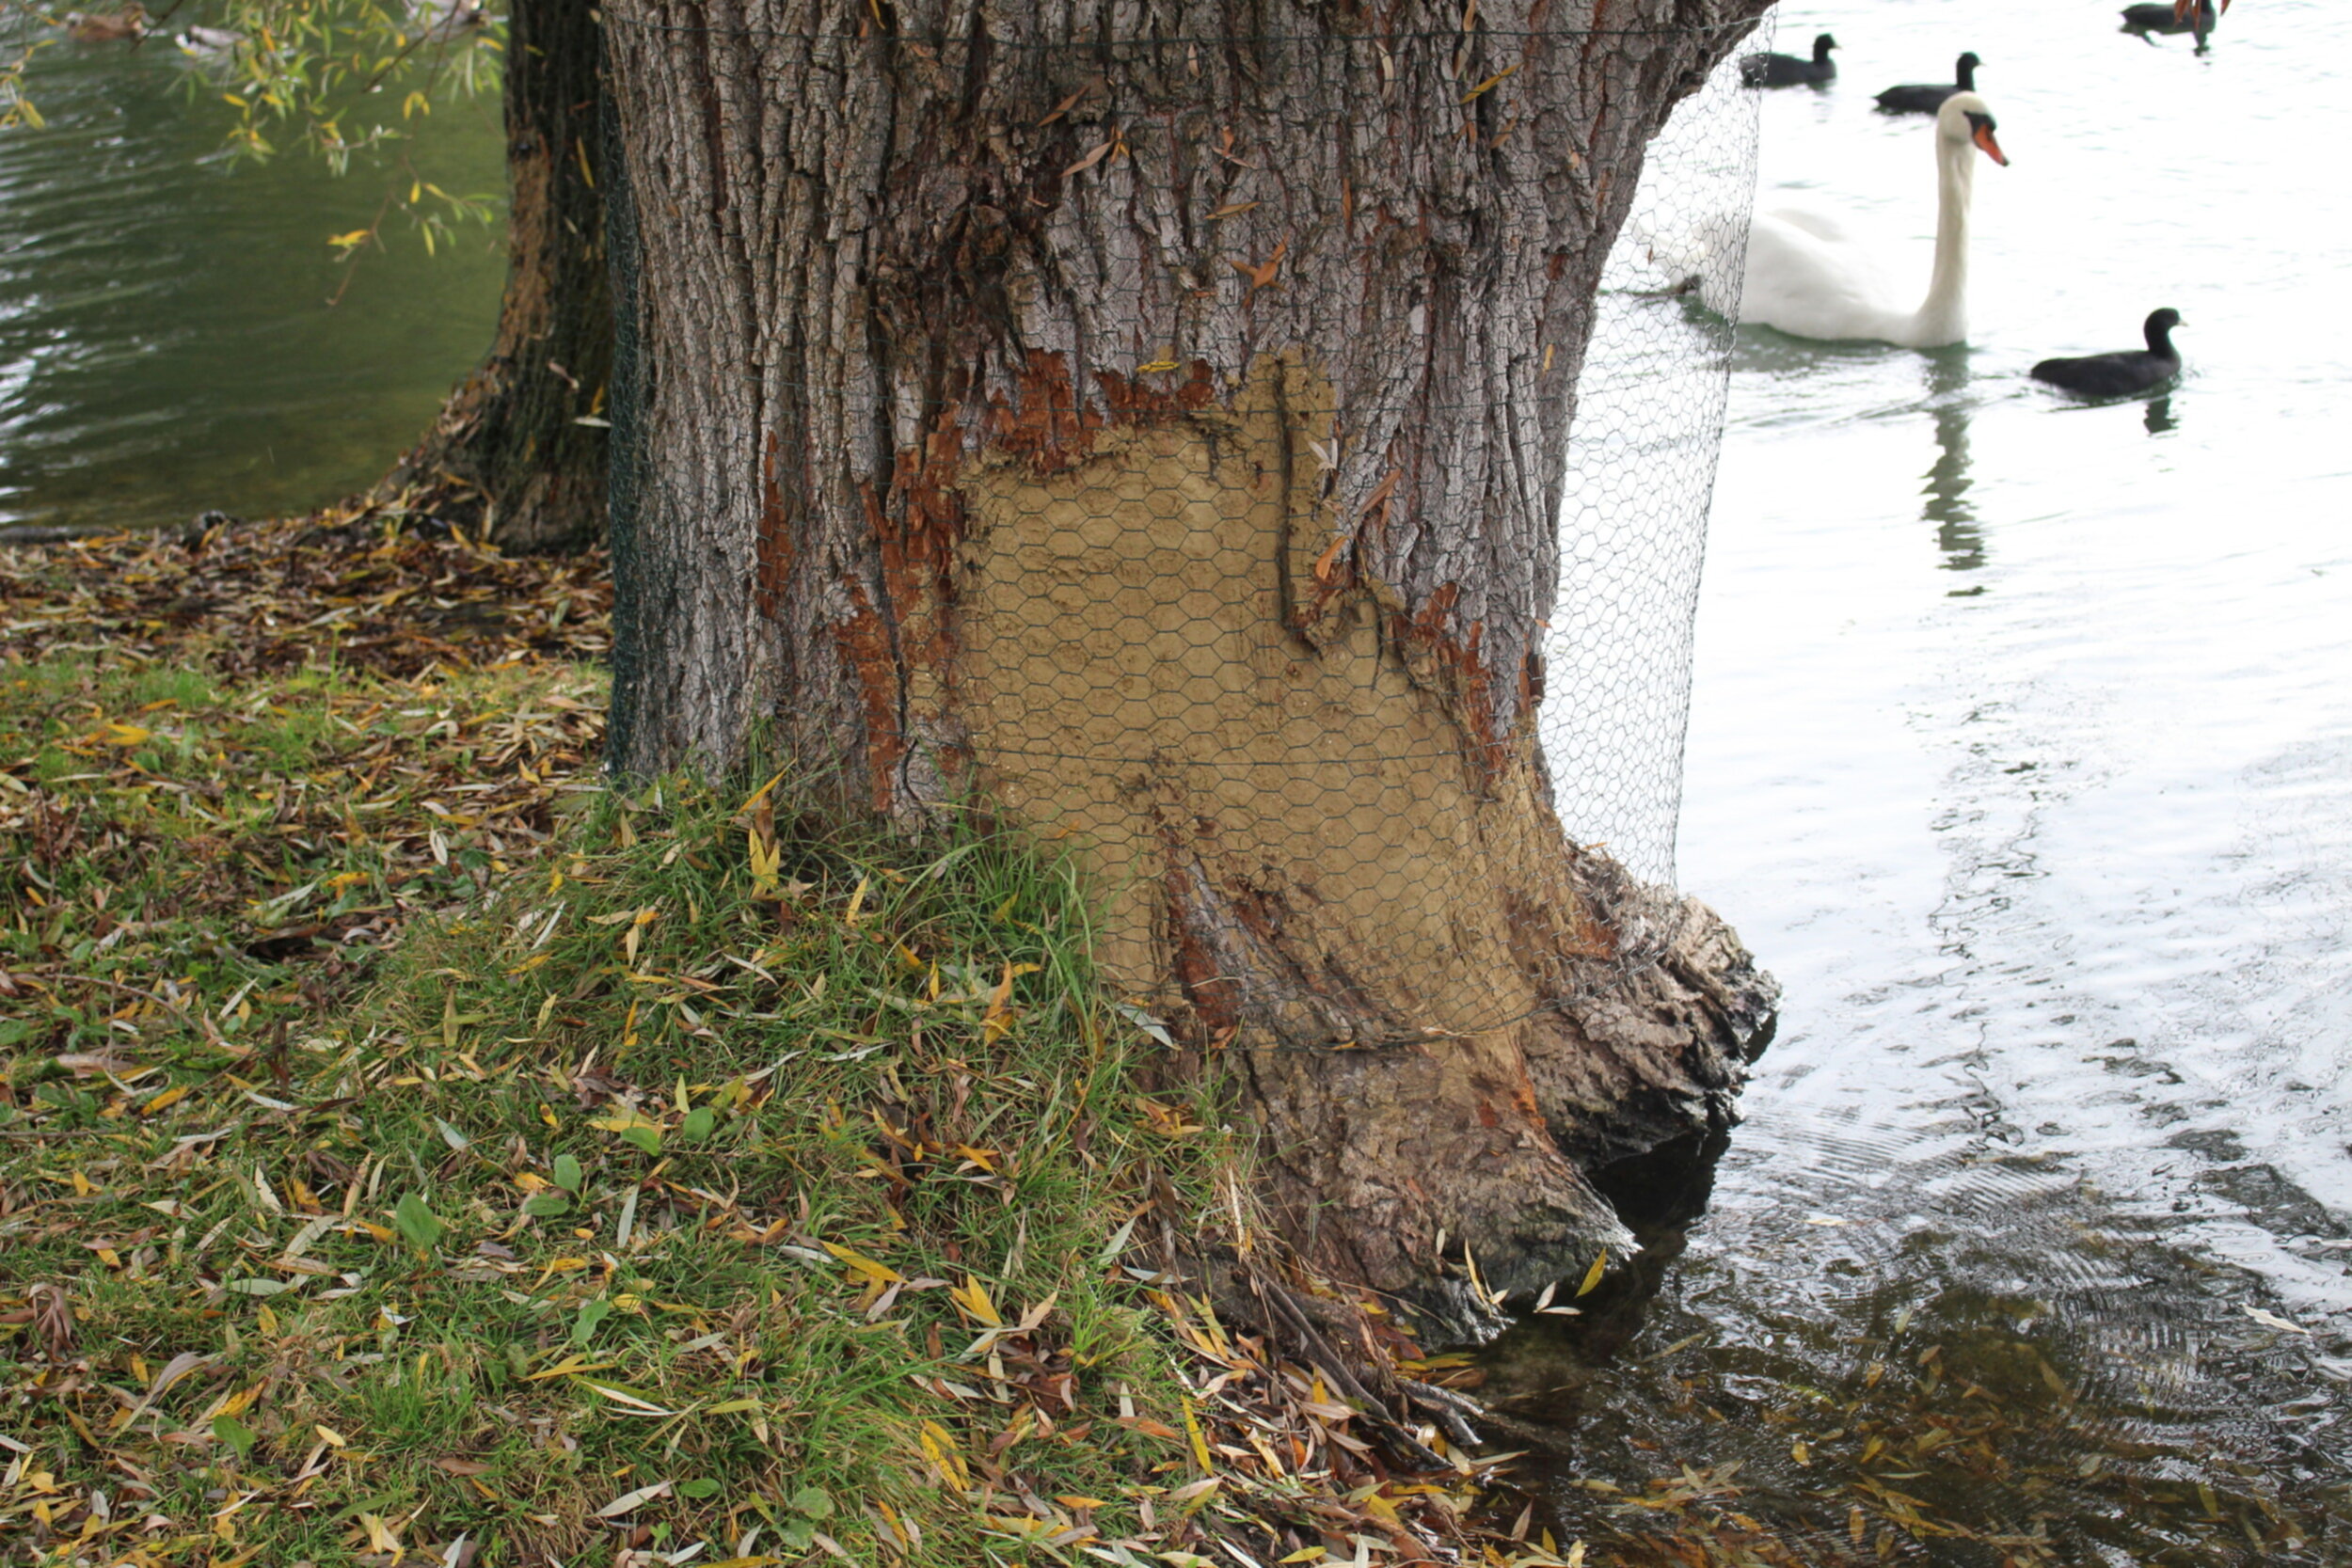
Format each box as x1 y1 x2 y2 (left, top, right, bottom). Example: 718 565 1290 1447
603 10 1766 1043
1541 32 1766 885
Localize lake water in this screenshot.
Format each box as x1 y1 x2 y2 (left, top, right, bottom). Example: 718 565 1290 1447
0 14 503 533
1493 0 2352 1560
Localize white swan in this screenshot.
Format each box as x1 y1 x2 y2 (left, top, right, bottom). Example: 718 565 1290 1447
1726 92 2010 349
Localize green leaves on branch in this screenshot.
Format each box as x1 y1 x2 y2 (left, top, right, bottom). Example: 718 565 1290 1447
39 0 510 254
1 37 46 132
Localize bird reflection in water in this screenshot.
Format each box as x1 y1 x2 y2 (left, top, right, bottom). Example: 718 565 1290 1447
1921 356 1985 582
2144 392 2179 435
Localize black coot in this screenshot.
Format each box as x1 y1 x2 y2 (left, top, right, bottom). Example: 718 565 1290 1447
1874 52 1980 115
2031 309 2185 397
1740 33 1837 87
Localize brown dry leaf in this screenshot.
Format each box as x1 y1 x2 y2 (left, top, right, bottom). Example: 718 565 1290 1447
1229 240 1288 294
27 1281 73 1357
1037 75 1102 126
1062 136 1116 178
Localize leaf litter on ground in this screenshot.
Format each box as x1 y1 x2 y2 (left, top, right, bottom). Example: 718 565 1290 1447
0 511 1608 1568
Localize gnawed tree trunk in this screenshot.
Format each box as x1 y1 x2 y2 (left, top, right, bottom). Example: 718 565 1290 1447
603 0 1776 1341
373 0 612 552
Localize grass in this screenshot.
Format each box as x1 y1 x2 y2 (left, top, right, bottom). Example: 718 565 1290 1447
0 519 1525 1568
12 766 1217 1563
2 652 603 1067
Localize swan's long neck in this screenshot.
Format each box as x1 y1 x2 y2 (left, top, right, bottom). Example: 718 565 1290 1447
1914 134 1976 342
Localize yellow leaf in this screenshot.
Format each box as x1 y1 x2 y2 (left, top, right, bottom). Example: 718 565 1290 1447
314 1423 346 1448
739 770 787 815
947 1275 1001 1327
918 1420 969 1494
1182 1399 1215 1474
747 830 782 898
844 875 871 927
1576 1248 1608 1297
979 961 1041 1032
102 721 151 746
523 1355 613 1382
822 1242 903 1288
140 1084 189 1117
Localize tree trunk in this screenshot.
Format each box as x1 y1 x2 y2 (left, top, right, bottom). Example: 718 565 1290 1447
375 0 612 553
603 0 1777 1341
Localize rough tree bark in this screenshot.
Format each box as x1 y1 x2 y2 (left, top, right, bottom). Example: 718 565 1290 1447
603 0 1777 1341
373 0 612 552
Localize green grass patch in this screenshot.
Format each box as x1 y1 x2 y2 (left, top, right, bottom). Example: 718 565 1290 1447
1 762 1289 1565
2 523 1515 1568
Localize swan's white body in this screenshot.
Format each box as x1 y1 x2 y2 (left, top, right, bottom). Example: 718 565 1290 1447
1715 93 2005 349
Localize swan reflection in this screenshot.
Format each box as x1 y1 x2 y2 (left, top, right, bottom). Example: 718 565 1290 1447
1921 357 1984 577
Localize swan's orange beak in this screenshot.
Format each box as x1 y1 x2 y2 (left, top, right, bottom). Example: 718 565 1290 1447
1973 124 2010 166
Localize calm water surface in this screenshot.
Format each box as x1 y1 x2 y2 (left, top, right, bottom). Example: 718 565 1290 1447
1498 0 2352 1561
0 15 503 532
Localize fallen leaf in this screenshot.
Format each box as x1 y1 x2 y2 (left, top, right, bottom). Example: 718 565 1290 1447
1062 136 1116 178
2244 1305 2311 1335
596 1479 674 1517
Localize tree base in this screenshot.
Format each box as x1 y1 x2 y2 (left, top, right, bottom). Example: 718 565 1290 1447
942 367 1774 1344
